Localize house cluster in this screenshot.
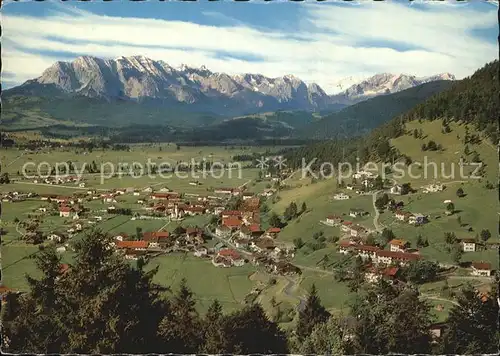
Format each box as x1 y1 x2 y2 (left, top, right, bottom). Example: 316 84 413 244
145 190 232 219
422 183 445 193
364 266 400 284
1 191 36 202
112 227 206 260
394 210 428 225
33 175 84 186
210 198 298 273
339 239 422 266
323 213 370 238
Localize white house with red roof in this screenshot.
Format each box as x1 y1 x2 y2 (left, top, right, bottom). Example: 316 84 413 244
59 206 72 218
471 262 492 276
214 249 245 267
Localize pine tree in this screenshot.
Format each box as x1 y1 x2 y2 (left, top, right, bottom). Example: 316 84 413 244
222 303 288 354
159 278 203 353
439 284 498 354
3 229 170 354
200 300 225 353
296 284 330 341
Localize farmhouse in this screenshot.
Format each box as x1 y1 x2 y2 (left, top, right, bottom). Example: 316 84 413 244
143 231 171 248
47 234 63 243
214 249 245 267
338 240 356 254
390 185 403 195
265 227 281 239
365 266 400 283
235 238 250 249
349 224 367 237
395 210 413 222
409 213 427 225
389 239 410 253
349 208 368 218
326 215 343 226
333 193 350 200
251 238 276 253
59 206 71 218
461 239 477 252
471 262 492 276
341 220 353 232
239 224 263 239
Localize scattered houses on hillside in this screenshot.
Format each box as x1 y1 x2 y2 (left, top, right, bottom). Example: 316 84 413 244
349 208 368 218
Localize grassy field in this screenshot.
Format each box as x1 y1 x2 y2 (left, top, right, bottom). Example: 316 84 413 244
390 120 498 184
145 253 257 314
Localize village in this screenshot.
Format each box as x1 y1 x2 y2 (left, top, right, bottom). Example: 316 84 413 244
1 162 495 296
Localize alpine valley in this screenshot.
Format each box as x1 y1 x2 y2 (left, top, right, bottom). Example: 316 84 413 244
2 55 456 141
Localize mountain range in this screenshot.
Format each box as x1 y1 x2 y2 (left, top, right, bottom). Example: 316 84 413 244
6 55 455 116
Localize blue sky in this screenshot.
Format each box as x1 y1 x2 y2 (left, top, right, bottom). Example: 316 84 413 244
3 0 498 93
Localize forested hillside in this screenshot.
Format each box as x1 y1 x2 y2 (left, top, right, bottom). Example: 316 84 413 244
299 80 454 139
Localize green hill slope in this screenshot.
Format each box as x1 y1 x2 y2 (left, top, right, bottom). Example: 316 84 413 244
299 80 454 139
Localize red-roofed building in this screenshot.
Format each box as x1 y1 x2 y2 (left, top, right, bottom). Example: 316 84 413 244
184 206 206 215
341 220 353 232
471 262 492 276
222 217 243 229
354 245 380 260
151 192 180 200
216 249 245 266
339 240 356 254
326 215 343 226
116 240 148 250
59 206 71 217
389 239 410 253
240 224 263 239
349 224 367 237
265 227 281 239
365 266 400 283
376 250 421 265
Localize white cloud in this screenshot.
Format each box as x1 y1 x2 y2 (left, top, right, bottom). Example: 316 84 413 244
2 1 497 93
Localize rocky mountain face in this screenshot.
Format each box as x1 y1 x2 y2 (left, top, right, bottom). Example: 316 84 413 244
18 56 332 114
9 55 455 118
331 72 456 104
